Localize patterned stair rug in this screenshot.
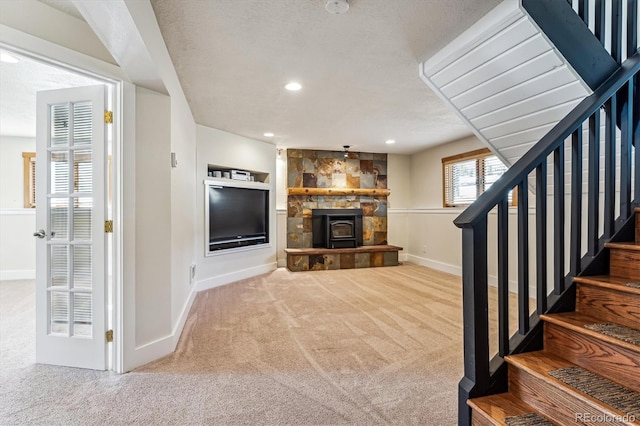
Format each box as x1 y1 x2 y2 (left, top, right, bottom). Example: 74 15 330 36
625 282 640 289
548 366 640 418
504 412 554 426
584 322 640 346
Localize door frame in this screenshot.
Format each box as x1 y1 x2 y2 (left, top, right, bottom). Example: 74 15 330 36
0 39 126 372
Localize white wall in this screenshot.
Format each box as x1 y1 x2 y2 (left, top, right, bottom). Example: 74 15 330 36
406 135 542 297
0 136 34 207
402 136 485 272
387 154 411 257
112 0 199 371
0 136 36 279
196 125 277 290
125 0 200 347
0 210 35 279
132 86 172 347
275 152 287 267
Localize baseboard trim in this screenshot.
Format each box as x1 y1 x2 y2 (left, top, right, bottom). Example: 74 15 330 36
171 284 198 348
406 254 534 295
123 285 197 372
195 262 278 292
127 334 175 371
0 269 35 280
406 255 462 276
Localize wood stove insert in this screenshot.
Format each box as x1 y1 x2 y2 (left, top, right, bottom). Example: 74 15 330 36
312 208 363 249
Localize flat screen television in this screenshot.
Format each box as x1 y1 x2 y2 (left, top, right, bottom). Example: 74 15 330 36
206 183 269 252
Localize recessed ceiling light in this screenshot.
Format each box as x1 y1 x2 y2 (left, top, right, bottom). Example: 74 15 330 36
385 139 396 144
285 82 302 91
263 132 274 137
0 52 19 63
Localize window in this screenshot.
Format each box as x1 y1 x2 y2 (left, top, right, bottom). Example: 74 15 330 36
22 152 36 208
23 152 100 208
442 148 514 207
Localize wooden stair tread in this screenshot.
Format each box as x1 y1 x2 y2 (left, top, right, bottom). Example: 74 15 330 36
463 209 640 422
605 241 640 251
469 393 553 425
540 312 640 353
505 351 639 420
574 275 640 295
505 351 573 375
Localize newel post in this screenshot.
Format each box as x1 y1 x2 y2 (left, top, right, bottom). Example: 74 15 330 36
458 217 489 426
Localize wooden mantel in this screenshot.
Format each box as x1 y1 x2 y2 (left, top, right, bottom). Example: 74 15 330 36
287 187 391 197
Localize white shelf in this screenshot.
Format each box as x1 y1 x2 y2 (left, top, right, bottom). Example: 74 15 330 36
207 165 269 184
203 177 270 190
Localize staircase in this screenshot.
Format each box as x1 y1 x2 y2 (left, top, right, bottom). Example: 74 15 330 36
469 210 640 425
446 1 639 424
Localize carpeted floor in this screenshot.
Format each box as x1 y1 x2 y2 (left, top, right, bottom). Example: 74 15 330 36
0 264 520 425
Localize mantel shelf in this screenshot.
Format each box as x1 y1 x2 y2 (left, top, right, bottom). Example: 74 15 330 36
287 187 390 197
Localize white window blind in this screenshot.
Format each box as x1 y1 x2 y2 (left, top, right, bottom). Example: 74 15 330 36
442 148 513 207
22 152 36 208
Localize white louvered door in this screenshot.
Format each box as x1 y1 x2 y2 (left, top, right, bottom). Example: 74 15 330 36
35 86 107 370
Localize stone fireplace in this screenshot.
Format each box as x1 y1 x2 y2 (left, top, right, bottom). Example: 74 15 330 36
285 149 401 271
286 149 388 248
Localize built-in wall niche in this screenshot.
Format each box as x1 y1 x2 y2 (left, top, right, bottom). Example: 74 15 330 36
207 164 269 184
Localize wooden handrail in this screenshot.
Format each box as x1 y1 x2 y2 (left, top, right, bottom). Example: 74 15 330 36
287 187 390 197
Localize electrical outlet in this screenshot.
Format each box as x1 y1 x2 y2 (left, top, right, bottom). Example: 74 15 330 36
189 264 196 284
422 245 427 254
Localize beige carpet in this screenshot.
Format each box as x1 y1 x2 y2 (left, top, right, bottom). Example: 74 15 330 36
0 264 506 425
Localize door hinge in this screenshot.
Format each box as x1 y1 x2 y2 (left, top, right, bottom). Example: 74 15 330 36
105 220 113 233
106 329 114 343
104 110 113 124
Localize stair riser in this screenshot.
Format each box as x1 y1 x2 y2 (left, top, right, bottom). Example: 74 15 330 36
636 212 639 243
544 323 640 393
576 284 640 329
471 413 497 426
508 366 627 425
609 249 640 280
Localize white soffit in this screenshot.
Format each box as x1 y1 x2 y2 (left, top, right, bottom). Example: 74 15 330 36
36 0 84 21
72 0 167 94
420 0 592 166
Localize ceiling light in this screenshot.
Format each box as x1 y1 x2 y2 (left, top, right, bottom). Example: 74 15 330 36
325 0 349 14
0 52 19 63
343 145 350 158
385 139 396 144
285 82 302 91
263 132 274 137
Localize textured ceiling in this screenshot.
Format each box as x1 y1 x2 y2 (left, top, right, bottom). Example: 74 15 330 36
150 0 502 154
2 0 503 153
0 50 102 138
